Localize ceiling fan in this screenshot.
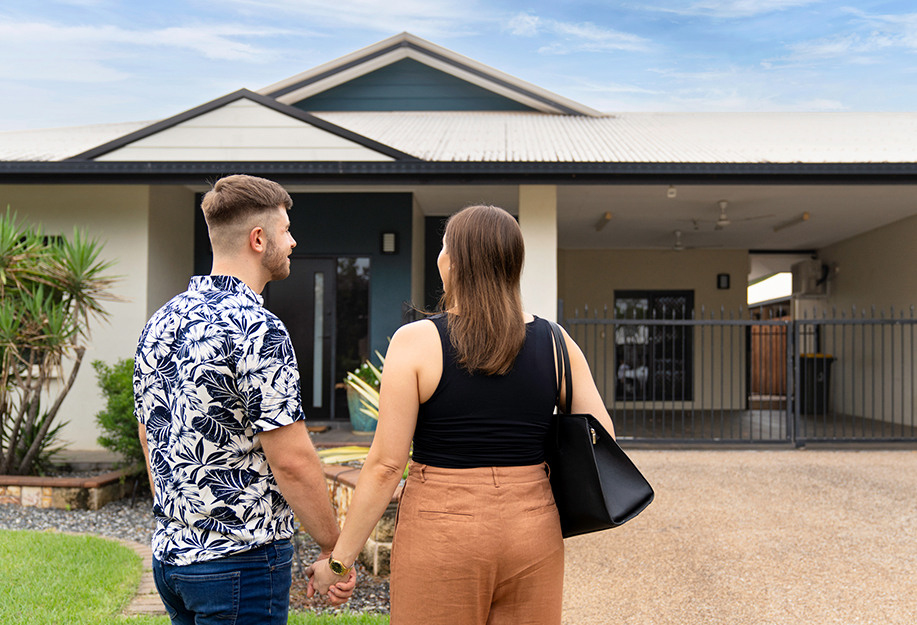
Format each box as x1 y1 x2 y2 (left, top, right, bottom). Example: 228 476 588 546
685 200 775 231
669 229 723 252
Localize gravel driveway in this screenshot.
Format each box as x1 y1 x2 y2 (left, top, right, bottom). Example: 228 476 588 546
562 450 917 625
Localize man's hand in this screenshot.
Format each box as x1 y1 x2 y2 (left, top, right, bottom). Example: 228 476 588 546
306 558 357 606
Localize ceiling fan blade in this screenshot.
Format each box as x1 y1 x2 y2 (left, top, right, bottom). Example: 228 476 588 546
736 213 776 222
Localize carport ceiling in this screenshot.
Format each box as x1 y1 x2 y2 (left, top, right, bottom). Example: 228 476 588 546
417 183 917 251
281 183 917 252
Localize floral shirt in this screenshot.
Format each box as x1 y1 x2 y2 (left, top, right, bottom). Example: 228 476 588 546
134 275 305 565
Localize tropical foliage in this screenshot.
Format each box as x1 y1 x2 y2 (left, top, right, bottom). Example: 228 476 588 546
344 353 383 421
0 208 119 476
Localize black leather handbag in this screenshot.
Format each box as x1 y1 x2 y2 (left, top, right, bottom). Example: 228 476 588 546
545 321 654 538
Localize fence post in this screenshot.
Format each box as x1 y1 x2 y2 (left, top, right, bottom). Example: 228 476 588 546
789 317 802 447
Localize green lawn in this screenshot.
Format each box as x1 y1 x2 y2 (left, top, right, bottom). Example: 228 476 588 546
0 530 388 625
0 530 142 625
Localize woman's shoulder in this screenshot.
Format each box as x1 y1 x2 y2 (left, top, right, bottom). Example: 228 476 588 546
392 316 442 344
387 317 443 368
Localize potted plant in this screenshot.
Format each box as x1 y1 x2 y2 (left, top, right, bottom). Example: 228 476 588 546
344 354 383 433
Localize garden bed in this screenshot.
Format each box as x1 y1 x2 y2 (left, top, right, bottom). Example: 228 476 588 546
323 464 402 577
0 467 141 511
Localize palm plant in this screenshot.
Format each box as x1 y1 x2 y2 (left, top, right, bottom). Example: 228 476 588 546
0 208 120 475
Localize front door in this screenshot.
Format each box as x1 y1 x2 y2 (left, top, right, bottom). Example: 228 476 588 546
264 258 336 420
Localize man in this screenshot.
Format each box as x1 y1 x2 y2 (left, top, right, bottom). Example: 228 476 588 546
134 174 355 624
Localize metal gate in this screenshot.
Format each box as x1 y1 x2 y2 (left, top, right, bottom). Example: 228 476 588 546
563 304 917 445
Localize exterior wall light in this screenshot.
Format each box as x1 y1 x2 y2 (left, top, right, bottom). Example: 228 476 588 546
381 232 398 254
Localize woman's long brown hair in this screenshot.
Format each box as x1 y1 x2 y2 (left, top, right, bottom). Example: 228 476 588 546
439 205 526 376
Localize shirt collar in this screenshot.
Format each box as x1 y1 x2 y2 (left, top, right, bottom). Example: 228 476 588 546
189 275 264 306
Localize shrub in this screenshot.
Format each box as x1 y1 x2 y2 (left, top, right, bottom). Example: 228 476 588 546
93 358 143 469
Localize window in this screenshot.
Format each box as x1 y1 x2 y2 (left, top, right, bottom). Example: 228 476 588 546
335 257 371 384
614 291 693 401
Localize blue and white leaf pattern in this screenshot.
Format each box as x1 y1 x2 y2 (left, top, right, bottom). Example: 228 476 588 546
134 275 305 566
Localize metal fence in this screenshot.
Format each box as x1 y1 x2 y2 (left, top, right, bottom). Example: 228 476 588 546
563 304 917 445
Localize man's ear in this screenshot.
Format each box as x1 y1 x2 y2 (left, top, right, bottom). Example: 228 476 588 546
249 226 266 253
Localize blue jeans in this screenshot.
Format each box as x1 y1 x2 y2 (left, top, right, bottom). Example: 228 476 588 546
152 540 294 625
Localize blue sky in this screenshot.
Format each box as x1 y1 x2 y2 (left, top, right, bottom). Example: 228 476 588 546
1 0 916 131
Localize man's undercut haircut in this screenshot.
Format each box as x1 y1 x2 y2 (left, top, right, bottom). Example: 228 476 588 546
201 174 293 229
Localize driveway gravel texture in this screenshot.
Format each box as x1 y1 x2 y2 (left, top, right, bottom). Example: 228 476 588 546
2 450 915 623
562 450 917 625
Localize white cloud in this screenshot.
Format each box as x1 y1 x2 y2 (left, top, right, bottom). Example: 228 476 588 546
218 0 490 39
0 20 292 82
538 42 569 55
507 11 651 54
765 10 917 67
507 11 540 36
570 79 662 95
643 0 823 18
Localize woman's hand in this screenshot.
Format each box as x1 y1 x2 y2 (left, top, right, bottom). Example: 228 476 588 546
306 558 357 605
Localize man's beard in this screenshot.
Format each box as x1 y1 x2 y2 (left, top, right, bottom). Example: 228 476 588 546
262 234 290 281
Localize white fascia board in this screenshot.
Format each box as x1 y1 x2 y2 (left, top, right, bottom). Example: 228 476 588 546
258 33 411 97
398 34 604 117
273 47 412 105
264 32 604 117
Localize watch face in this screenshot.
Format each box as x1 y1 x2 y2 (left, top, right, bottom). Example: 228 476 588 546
329 559 347 575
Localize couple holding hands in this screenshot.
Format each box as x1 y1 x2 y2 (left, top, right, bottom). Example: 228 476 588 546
136 174 613 625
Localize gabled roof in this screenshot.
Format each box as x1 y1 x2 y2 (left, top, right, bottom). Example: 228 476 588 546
258 32 603 117
68 89 418 162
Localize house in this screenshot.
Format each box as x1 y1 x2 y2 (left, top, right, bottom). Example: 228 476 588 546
2 32 916 451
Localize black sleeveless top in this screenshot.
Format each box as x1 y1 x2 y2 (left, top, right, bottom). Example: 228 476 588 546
412 314 557 469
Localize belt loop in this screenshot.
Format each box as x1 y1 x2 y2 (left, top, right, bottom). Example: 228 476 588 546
491 466 499 488
544 461 551 479
419 464 427 483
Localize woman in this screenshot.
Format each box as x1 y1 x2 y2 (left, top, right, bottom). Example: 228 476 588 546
308 205 615 624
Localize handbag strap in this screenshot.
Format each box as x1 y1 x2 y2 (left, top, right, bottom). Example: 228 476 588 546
548 321 573 415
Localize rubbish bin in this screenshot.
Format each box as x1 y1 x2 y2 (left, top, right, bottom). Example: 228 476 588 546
799 353 834 415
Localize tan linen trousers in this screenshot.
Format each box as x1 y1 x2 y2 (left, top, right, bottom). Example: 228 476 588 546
390 462 565 625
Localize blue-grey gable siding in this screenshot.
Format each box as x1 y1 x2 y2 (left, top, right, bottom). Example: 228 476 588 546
292 58 537 112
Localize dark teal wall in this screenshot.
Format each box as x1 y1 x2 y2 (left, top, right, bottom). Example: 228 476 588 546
293 58 537 112
287 193 413 360
194 192 413 362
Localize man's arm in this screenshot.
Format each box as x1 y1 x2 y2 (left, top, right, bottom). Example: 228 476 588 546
260 421 356 605
138 422 155 497
258 421 340 554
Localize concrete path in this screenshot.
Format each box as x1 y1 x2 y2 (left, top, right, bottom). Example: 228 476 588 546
118 539 167 616
562 450 917 625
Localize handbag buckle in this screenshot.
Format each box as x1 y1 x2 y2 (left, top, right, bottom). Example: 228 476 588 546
591 427 597 445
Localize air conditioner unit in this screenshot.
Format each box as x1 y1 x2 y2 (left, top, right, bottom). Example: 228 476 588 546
791 259 827 297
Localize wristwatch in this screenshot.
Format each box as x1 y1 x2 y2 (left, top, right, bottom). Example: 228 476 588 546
328 555 354 577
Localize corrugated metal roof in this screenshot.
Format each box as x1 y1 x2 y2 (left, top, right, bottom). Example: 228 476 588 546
3 111 917 164
313 111 917 163
0 121 154 162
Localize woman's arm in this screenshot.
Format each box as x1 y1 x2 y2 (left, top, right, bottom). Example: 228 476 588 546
558 325 616 439
309 319 439 595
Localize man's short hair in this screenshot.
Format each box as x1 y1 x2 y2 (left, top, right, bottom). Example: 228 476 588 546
201 174 293 228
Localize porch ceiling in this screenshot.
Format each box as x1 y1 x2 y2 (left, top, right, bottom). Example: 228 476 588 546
278 182 917 252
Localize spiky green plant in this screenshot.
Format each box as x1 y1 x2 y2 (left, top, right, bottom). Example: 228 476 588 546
344 352 384 421
0 208 120 475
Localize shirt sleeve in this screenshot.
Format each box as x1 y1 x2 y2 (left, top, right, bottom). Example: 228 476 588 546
237 314 305 433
